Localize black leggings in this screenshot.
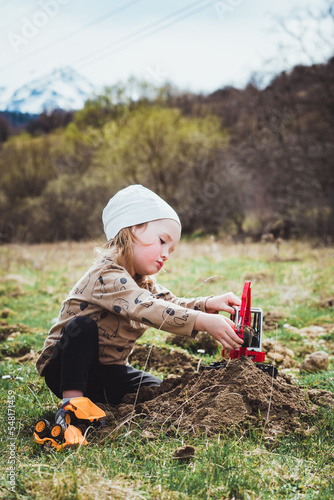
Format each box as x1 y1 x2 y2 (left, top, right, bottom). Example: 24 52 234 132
44 316 162 405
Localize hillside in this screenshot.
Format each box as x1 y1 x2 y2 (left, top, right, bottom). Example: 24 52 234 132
0 58 333 243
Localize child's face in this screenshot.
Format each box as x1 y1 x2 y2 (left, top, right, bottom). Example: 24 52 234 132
131 219 181 276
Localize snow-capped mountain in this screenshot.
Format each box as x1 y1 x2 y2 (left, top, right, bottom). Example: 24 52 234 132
0 67 95 114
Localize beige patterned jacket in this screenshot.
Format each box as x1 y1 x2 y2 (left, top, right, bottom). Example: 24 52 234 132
36 257 208 376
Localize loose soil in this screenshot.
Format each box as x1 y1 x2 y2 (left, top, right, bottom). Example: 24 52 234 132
105 355 334 437
318 296 334 308
129 344 199 375
0 320 32 342
165 331 221 355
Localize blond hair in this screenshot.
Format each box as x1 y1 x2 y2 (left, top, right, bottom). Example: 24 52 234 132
96 225 154 291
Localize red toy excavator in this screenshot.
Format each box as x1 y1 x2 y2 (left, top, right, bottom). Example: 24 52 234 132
204 281 277 378
224 280 265 361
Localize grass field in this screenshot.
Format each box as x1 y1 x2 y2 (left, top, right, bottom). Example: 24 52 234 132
0 239 334 499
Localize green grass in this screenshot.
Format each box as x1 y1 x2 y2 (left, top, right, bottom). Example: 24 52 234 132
0 239 334 499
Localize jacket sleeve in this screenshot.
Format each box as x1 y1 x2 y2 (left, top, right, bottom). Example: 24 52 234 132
151 283 208 312
90 263 202 338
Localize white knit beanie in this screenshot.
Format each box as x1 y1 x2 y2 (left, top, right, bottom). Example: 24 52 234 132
102 185 181 241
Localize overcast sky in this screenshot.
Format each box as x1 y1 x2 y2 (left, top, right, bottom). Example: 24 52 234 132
0 0 332 94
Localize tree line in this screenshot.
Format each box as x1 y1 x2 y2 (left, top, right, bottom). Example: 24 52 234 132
0 58 333 243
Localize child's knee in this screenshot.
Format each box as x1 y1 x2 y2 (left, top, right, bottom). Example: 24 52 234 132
65 316 98 340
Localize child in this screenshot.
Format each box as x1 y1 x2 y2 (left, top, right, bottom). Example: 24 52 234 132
36 185 243 426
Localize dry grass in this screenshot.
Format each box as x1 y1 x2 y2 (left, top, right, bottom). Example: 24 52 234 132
22 466 144 500
0 238 334 499
1 237 332 271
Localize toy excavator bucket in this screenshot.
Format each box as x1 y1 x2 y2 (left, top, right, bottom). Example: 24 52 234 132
63 424 88 447
66 397 106 421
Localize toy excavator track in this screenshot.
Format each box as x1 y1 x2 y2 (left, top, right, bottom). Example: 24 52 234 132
201 359 278 378
255 363 278 378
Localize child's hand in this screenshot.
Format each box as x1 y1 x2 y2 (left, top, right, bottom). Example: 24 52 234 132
194 312 244 350
205 293 241 315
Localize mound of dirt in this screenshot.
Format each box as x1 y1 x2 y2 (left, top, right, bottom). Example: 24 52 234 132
1 308 14 319
165 331 221 355
107 357 334 437
129 344 199 375
262 339 296 369
318 296 334 308
0 321 32 342
263 311 287 331
242 271 275 283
